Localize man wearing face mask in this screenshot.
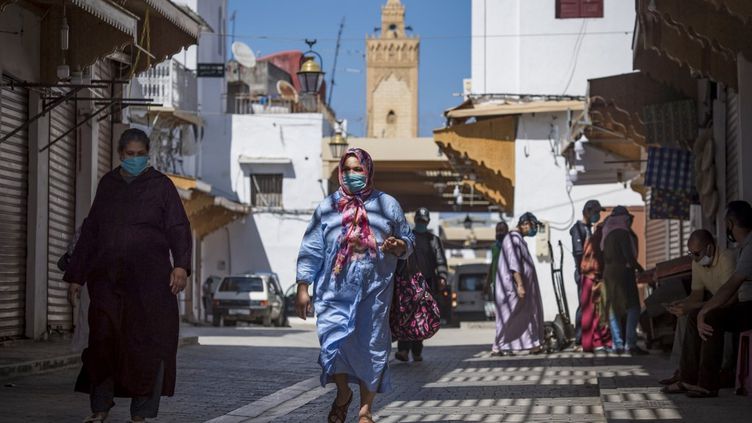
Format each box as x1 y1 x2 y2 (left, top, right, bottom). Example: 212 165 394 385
658 230 736 389
491 213 545 355
672 201 752 398
395 208 448 362
569 200 602 349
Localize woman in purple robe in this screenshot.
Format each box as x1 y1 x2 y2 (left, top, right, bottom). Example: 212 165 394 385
64 128 192 423
492 212 545 355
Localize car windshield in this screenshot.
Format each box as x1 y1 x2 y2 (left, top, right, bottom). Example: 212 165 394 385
459 274 485 291
219 277 264 292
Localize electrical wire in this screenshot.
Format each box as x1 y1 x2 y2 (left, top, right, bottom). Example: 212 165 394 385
201 30 632 43
561 20 588 95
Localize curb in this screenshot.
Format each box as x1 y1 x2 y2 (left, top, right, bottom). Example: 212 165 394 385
0 336 200 381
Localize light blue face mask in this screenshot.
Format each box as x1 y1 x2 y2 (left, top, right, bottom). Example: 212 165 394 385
121 156 149 176
343 173 367 193
590 213 601 224
526 227 538 238
414 222 428 233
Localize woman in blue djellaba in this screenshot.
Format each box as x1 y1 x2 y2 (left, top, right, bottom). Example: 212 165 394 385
295 148 414 423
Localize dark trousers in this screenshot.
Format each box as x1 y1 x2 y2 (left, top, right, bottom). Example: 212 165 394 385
574 270 583 345
91 361 165 418
680 301 752 391
397 340 424 357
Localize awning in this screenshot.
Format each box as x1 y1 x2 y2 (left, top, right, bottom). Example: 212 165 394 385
635 0 743 89
585 72 691 152
137 107 203 128
168 174 250 238
434 116 517 212
117 0 206 75
446 100 585 120
439 224 496 249
28 0 140 84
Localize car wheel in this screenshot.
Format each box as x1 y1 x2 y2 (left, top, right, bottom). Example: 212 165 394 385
224 318 237 327
262 314 272 327
212 314 221 327
274 311 286 327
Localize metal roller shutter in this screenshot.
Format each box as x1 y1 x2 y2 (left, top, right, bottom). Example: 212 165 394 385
96 60 114 180
726 89 740 202
47 99 76 332
0 76 29 339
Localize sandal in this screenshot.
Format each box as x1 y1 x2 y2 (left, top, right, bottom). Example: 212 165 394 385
83 413 109 423
359 415 375 423
661 382 687 394
327 390 353 423
659 370 680 386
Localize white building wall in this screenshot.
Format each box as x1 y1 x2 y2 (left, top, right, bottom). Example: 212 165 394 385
200 113 325 292
471 0 634 96
512 113 642 321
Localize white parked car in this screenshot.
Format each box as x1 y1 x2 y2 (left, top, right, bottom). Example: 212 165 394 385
212 272 286 327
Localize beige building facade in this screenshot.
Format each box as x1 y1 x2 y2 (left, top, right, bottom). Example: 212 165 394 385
366 0 419 138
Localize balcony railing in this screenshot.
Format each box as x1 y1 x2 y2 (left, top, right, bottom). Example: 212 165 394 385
230 93 337 126
137 59 198 112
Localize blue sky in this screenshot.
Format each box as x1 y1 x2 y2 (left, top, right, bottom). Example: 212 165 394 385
227 0 471 136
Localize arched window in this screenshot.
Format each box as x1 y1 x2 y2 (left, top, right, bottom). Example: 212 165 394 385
385 110 397 137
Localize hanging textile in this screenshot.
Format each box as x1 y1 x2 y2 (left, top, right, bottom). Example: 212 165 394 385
649 188 692 220
645 147 696 192
642 100 697 148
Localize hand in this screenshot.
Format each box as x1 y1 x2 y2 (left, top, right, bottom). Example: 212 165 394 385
668 302 686 317
381 236 406 257
295 284 312 320
67 283 82 306
170 267 188 295
697 308 714 341
438 278 447 290
516 284 526 300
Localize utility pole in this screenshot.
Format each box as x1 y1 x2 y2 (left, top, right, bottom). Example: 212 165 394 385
328 16 345 107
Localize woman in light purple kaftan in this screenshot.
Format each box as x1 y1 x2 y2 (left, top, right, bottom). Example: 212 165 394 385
295 148 414 423
493 213 545 353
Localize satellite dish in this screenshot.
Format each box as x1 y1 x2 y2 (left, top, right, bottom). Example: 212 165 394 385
276 80 299 103
232 41 256 68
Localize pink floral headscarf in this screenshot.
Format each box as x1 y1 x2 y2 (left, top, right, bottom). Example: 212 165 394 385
333 148 378 275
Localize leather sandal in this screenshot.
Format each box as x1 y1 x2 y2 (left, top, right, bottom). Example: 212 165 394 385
661 382 687 394
82 413 109 423
359 415 376 423
327 390 353 423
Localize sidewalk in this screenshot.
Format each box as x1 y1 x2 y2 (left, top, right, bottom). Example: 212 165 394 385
0 325 199 381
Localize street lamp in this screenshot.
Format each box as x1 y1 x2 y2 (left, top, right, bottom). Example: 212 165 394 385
297 39 325 94
329 131 348 159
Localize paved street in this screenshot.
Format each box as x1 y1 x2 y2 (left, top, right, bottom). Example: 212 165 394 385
2 323 750 422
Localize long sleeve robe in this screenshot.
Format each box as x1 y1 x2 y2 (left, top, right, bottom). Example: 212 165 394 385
296 190 414 393
63 167 192 397
493 231 545 351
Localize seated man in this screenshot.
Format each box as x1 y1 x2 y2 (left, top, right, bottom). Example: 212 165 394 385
660 230 736 386
673 201 752 397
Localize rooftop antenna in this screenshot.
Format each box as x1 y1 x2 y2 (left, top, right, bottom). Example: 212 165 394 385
328 16 345 107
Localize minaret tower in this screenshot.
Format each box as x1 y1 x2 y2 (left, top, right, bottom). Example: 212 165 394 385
366 0 419 138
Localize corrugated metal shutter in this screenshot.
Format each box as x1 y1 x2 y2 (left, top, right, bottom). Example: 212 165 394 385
47 100 76 332
645 218 668 269
726 89 740 202
0 76 28 339
96 60 114 180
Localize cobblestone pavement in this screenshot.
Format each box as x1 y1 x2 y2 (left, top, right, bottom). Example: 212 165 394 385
2 323 751 422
